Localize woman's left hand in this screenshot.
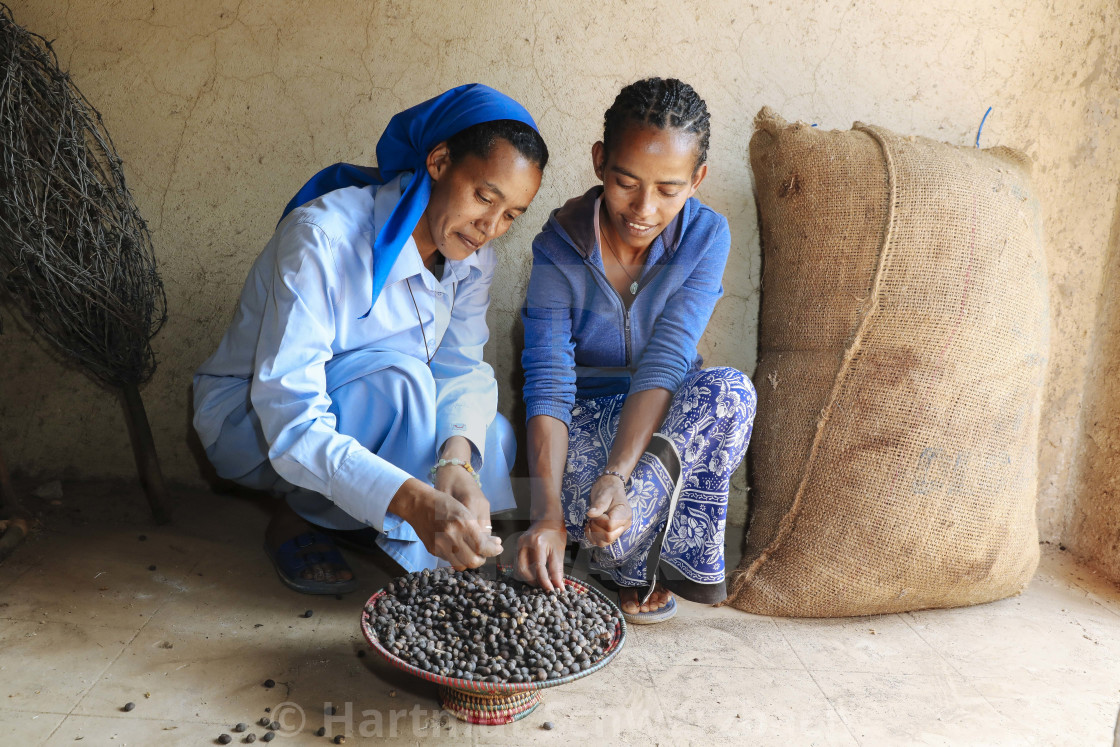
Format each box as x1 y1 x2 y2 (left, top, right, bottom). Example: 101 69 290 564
584 475 631 547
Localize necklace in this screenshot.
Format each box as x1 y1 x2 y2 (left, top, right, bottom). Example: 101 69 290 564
601 227 641 296
405 277 434 365
404 256 455 366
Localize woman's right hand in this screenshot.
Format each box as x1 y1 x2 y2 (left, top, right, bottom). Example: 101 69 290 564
515 519 568 591
584 474 632 547
388 478 501 570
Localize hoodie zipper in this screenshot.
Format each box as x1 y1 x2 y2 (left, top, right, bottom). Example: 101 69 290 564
585 259 635 367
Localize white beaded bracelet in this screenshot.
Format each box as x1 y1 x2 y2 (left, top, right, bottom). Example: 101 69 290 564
429 457 481 486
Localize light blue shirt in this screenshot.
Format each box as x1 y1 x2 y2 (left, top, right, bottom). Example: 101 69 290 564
193 173 498 531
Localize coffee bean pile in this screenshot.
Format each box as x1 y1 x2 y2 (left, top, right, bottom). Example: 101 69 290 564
366 568 622 684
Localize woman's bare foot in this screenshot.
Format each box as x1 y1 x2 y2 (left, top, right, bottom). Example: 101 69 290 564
619 584 673 615
265 501 354 585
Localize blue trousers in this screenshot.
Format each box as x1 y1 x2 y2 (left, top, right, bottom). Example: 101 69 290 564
560 367 756 603
204 350 516 572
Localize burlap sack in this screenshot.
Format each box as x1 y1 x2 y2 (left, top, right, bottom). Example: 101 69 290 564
726 108 1049 617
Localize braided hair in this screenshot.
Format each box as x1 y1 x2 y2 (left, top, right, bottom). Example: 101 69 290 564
602 78 710 170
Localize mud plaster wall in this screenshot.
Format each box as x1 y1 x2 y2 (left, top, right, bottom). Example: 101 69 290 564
0 1 1117 544
1066 188 1120 578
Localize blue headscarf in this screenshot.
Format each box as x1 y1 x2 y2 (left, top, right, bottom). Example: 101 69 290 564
279 83 539 314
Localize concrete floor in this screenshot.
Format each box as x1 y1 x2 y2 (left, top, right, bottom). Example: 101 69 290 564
2 480 1120 746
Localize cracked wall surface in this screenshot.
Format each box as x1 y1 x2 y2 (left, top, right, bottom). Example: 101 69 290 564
1 0 1118 546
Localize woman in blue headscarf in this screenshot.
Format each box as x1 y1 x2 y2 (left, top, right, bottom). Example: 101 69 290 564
193 84 548 594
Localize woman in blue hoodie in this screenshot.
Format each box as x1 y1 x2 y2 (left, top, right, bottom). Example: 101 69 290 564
517 78 756 623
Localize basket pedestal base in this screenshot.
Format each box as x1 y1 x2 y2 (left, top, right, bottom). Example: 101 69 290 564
438 685 542 724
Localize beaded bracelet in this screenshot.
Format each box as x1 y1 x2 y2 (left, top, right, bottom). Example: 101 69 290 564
430 457 481 486
599 469 631 490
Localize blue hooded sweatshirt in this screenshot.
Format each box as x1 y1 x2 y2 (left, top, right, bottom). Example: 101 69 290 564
521 186 731 427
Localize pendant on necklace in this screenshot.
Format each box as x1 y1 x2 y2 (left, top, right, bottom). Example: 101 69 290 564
629 281 639 295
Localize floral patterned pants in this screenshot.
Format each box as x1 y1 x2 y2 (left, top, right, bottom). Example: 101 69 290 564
560 367 756 603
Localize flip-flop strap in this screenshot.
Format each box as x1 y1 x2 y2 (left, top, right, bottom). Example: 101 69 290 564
294 531 336 550
273 538 314 577
274 533 350 577
639 433 684 606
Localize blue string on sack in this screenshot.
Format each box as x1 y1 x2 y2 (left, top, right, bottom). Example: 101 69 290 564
975 106 993 148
